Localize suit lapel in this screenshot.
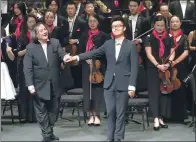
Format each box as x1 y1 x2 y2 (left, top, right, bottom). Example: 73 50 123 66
47 42 53 67
135 15 141 38
37 44 48 65
177 1 183 19
116 39 126 64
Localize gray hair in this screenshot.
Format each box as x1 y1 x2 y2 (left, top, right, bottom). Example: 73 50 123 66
31 22 50 42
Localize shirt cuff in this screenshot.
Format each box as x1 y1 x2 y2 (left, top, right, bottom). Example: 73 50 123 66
139 38 142 43
75 39 79 44
128 85 136 91
76 55 79 61
28 85 35 91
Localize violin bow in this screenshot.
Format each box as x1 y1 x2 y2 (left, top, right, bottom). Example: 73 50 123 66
133 28 154 40
163 36 185 64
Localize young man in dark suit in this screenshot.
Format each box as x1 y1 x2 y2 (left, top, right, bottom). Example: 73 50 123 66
65 16 138 142
23 23 69 142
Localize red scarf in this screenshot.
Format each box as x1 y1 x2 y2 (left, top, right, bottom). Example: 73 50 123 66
14 17 24 39
48 25 55 33
138 2 145 13
86 29 100 52
27 31 31 42
170 29 183 47
152 29 168 58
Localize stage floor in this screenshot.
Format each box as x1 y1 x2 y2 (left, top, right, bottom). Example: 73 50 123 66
1 107 195 141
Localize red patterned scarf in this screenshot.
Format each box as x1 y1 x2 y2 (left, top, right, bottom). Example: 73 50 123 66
170 29 183 47
152 29 168 58
14 17 24 38
86 29 100 52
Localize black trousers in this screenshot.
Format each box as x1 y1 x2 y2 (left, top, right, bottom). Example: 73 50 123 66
19 68 36 121
33 84 60 138
147 67 171 118
104 77 129 140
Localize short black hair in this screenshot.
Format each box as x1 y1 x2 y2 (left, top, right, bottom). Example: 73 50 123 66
46 0 59 8
129 0 140 6
111 15 125 26
84 1 94 8
67 1 77 9
159 2 168 11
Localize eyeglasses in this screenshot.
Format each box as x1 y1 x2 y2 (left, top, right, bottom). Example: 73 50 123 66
111 24 124 29
88 20 98 23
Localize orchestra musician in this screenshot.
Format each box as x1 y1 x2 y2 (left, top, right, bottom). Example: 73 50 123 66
65 1 86 88
78 14 111 126
46 0 70 47
169 16 189 122
156 3 172 31
17 14 37 123
65 15 138 141
144 15 175 131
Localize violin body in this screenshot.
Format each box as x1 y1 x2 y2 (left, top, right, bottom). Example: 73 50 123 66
159 70 174 94
89 60 104 84
65 44 78 66
171 67 181 90
159 67 181 94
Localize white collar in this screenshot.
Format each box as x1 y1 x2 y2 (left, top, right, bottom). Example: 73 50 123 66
129 14 139 20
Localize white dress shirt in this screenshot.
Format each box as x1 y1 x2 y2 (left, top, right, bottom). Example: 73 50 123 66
180 0 187 18
53 14 58 27
68 17 74 37
76 39 136 91
129 14 139 39
28 42 48 91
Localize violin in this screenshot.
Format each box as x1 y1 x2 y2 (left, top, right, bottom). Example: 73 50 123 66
65 44 78 66
89 59 104 84
88 45 103 84
159 68 174 94
171 67 181 90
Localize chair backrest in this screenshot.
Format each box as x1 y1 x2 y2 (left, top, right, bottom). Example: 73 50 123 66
136 65 148 92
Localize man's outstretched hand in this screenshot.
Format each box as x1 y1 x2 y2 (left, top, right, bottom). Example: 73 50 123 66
64 55 77 63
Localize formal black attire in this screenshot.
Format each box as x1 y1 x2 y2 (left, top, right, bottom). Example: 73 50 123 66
65 16 86 88
23 38 66 139
169 34 189 122
144 34 174 118
79 31 110 114
77 38 138 140
17 35 36 122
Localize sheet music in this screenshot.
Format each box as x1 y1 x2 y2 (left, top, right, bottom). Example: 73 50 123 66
1 0 8 14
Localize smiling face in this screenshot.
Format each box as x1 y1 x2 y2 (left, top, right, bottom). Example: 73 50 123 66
111 21 126 37
44 11 55 26
14 4 22 16
88 16 99 31
36 24 49 41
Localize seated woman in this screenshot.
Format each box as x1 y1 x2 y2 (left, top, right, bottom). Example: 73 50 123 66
79 14 111 126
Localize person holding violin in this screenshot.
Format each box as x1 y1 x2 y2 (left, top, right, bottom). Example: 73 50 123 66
169 15 189 122
78 14 111 126
144 15 175 131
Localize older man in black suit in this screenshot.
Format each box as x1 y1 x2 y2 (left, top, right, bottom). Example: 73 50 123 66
23 23 69 142
66 16 138 142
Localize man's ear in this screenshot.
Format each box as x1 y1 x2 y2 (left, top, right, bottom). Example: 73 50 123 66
124 26 126 32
